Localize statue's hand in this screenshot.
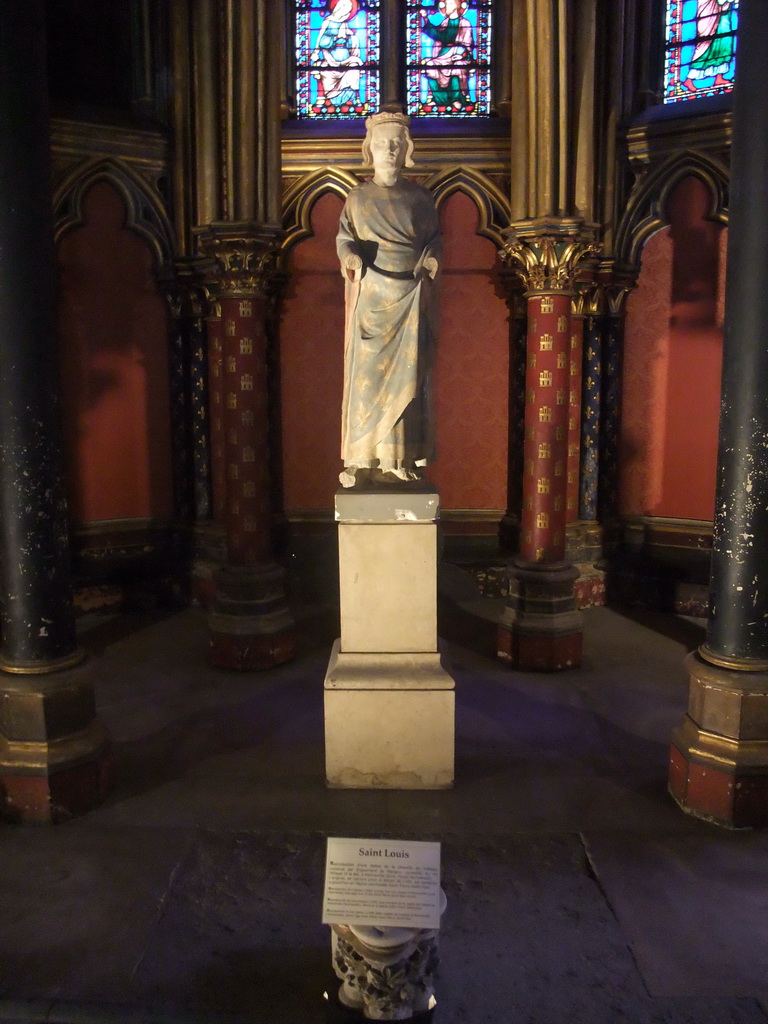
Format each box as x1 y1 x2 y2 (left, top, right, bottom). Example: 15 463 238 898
422 257 439 280
344 253 363 282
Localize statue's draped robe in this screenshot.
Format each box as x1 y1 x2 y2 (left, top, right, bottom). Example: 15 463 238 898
337 179 440 470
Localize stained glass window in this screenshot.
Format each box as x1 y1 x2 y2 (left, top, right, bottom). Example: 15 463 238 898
295 0 380 118
405 1 492 117
664 0 738 103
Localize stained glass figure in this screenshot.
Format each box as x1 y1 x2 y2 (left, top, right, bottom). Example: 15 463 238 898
295 0 380 118
406 1 492 117
664 0 738 103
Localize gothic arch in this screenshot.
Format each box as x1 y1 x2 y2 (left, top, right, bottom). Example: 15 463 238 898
424 166 510 247
615 151 729 269
281 167 360 253
52 157 175 268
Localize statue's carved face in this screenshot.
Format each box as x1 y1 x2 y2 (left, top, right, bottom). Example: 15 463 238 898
370 124 408 175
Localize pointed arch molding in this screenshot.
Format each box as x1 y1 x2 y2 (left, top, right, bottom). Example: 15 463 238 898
52 158 175 268
426 167 510 247
282 168 360 252
281 165 511 253
615 151 730 269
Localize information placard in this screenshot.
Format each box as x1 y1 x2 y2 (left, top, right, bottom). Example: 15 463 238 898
322 837 441 930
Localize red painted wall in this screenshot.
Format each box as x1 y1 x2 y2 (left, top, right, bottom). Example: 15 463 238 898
57 181 173 525
620 175 725 521
280 188 509 512
280 192 346 511
432 191 509 510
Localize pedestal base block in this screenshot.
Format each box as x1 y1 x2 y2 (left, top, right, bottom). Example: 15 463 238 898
208 562 295 670
338 494 439 653
324 640 455 789
668 651 768 827
498 560 582 671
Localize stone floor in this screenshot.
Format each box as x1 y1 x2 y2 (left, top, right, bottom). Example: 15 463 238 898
1 576 767 1024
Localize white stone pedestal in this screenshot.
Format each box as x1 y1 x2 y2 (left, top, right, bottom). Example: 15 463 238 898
324 489 455 789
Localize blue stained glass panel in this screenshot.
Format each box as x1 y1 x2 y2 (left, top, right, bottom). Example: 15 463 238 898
664 0 738 103
295 0 380 119
405 1 493 117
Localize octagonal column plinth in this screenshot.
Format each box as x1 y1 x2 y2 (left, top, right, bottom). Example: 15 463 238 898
497 559 582 671
0 659 111 824
669 653 768 828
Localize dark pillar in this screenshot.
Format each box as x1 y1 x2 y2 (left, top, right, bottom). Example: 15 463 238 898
189 289 227 609
576 265 634 563
669 0 768 827
597 314 624 528
499 280 527 553
578 314 602 524
0 3 109 821
167 265 222 606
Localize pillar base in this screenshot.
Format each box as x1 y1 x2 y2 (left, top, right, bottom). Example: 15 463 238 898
0 658 111 823
190 522 227 609
565 520 603 563
497 559 582 671
209 562 295 670
498 513 520 555
668 651 768 828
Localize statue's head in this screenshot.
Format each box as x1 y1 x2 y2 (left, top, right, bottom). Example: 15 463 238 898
362 112 415 170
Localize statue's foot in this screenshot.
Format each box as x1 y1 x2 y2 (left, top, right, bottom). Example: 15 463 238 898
339 467 358 488
384 466 421 482
339 464 427 489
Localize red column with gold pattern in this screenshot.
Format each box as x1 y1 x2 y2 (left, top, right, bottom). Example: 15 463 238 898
520 291 570 562
497 225 597 671
220 295 271 566
198 228 294 670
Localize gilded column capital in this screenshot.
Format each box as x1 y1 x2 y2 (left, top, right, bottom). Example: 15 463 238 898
162 258 212 320
194 223 284 298
573 259 638 317
500 219 600 295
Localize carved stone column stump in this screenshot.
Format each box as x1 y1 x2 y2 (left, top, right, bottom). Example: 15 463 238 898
324 490 455 789
209 563 295 670
498 559 582 671
669 652 768 828
331 909 444 1020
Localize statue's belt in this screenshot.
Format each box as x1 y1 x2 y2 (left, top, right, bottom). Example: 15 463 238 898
368 262 416 280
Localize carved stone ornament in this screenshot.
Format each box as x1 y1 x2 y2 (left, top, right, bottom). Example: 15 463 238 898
163 262 210 321
500 222 600 295
331 922 441 1020
573 258 638 318
195 224 283 297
